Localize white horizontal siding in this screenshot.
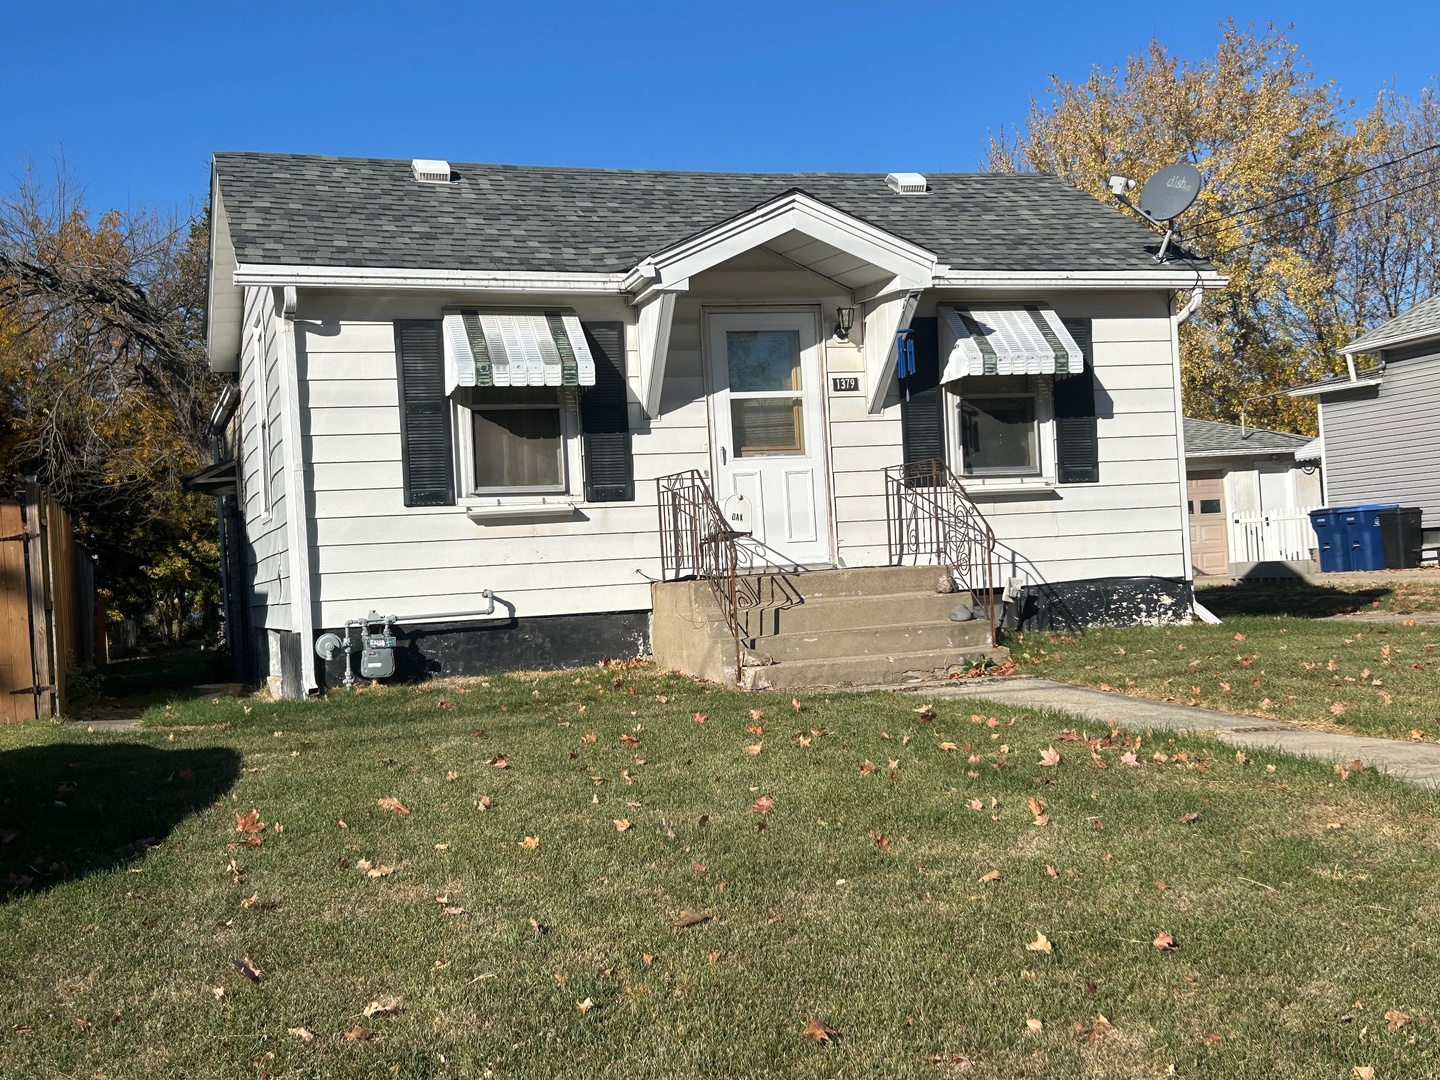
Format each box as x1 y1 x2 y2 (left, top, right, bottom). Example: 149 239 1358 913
238 285 291 631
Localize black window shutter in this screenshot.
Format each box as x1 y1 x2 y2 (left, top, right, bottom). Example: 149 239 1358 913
1054 317 1099 484
394 320 455 507
900 316 944 468
580 322 633 502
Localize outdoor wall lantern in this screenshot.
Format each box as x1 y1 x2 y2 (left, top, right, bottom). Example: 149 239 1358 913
834 306 856 341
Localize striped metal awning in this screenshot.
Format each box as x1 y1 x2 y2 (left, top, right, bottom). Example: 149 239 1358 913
442 309 596 393
938 303 1084 381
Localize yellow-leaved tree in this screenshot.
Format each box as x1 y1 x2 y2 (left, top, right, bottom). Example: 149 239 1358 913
986 20 1439 434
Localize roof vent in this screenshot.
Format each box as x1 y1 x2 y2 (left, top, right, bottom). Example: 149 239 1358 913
412 159 453 184
885 172 928 194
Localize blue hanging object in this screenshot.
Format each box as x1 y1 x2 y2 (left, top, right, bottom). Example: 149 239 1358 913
895 327 916 400
896 328 916 379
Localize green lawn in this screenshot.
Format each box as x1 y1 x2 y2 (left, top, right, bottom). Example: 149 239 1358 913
1012 615 1440 741
3 667 1438 1078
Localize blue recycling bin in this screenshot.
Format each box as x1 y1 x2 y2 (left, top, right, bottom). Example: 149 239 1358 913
1309 508 1347 572
1312 504 1399 573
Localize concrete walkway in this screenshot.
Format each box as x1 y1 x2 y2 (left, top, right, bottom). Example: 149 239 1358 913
899 677 1440 790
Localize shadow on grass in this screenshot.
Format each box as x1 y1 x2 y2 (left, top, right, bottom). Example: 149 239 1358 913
0 742 241 900
1197 583 1392 618
92 643 234 713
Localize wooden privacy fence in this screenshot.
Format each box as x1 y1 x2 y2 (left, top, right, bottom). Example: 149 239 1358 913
1 482 98 722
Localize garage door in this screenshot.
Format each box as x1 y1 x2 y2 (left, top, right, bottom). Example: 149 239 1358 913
1187 475 1229 578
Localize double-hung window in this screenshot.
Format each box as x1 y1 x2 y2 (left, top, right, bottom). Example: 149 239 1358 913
458 386 569 494
957 375 1041 477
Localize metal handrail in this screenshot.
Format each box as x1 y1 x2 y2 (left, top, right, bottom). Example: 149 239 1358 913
656 470 809 684
884 458 1000 645
656 471 745 680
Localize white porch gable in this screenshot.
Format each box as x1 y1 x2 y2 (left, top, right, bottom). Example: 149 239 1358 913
626 190 939 417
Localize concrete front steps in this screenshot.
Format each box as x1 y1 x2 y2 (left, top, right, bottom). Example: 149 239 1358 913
650 565 1008 690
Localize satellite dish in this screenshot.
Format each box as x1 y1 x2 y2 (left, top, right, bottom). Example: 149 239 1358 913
1139 162 1202 222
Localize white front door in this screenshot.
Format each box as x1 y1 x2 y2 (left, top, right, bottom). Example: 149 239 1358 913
706 311 832 567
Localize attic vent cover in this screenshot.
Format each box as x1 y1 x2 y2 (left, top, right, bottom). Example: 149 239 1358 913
885 172 928 194
412 159 453 184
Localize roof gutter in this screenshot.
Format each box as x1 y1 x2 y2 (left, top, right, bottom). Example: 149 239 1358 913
932 269 1227 290
232 264 628 292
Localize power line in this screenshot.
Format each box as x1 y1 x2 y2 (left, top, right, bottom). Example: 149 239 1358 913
1215 171 1440 259
1194 155 1440 243
1189 140 1440 237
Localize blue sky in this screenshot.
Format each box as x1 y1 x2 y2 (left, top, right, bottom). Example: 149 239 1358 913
3 2 1438 216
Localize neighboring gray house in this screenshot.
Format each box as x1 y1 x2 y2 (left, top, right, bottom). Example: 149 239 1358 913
1182 418 1320 578
200 153 1225 698
1290 294 1440 542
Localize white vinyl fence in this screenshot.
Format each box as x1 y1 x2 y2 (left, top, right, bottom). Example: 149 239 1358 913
1230 508 1320 564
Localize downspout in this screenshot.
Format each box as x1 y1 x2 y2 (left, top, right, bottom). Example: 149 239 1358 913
1170 286 1219 622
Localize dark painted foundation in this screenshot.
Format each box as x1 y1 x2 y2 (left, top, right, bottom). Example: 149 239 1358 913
316 611 650 689
1003 576 1192 632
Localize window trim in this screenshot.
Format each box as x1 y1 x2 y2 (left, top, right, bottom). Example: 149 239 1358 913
453 385 583 500
253 308 274 519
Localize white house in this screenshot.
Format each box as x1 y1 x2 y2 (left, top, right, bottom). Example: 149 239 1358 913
199 154 1225 698
1182 417 1322 579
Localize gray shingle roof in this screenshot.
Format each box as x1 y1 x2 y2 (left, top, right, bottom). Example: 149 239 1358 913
1183 417 1309 457
212 152 1211 276
1344 293 1440 353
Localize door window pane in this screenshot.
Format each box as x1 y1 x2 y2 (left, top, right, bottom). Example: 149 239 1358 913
732 398 804 456
727 331 801 392
1199 498 1222 514
961 396 1037 474
472 388 563 490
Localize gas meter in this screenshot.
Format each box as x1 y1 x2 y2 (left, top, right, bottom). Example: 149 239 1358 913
360 614 398 679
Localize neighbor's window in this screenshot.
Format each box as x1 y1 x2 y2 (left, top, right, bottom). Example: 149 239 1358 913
958 375 1039 476
465 386 565 493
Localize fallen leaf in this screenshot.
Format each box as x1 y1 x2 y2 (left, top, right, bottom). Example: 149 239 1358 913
751 796 776 814
376 798 410 815
1046 865 1058 878
1025 1017 1044 1033
750 709 764 722
1039 747 1061 767
746 724 763 735
446 771 458 781
707 950 721 964
979 869 1000 883
1179 812 1200 824
337 819 348 829
520 836 540 850
692 712 707 724
576 997 595 1014
613 818 632 832
442 906 465 916
211 986 225 1000
744 742 763 756
343 1025 372 1041
620 734 640 747
802 1017 838 1043
791 698 803 712
529 917 549 934
1025 931 1053 955
1384 1008 1411 1032
1120 751 1139 767
366 865 395 879
1353 1068 1375 1080
288 1026 315 1042
860 760 876 777
477 794 493 811
672 909 713 928
873 833 892 852
580 733 597 745
234 810 264 834
915 705 937 721
489 754 510 769
939 741 958 751
362 996 402 1018
233 956 263 982
1153 932 1177 951
967 798 984 811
